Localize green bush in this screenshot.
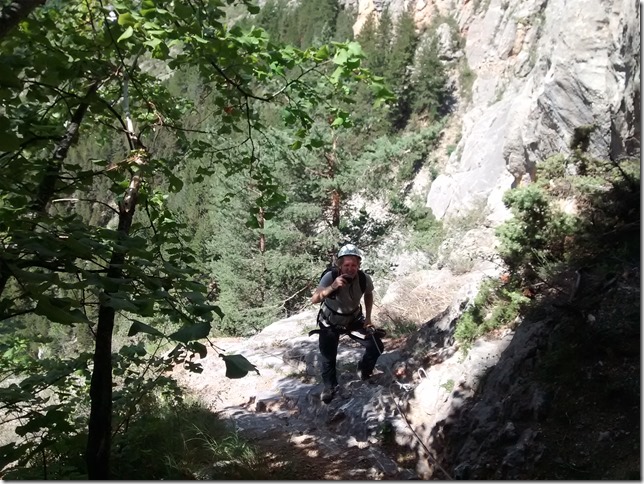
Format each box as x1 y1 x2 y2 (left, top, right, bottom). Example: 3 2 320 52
454 278 528 351
496 183 580 275
497 153 639 281
404 196 445 257
464 150 640 353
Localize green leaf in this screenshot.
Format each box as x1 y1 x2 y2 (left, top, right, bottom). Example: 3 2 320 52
101 294 139 312
245 216 260 229
314 45 330 61
118 13 136 25
190 303 224 319
331 116 346 127
168 174 184 192
117 26 134 43
181 291 206 303
134 298 155 317
128 320 165 338
330 66 343 84
219 354 260 379
332 49 349 65
144 38 162 48
346 41 364 57
34 297 89 325
168 322 211 343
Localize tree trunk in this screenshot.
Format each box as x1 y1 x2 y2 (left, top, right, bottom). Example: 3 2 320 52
0 82 99 302
258 206 265 254
86 150 145 479
325 135 341 228
33 82 99 214
86 290 116 479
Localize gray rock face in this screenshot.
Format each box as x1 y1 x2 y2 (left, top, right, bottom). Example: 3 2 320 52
349 0 638 223
418 0 640 222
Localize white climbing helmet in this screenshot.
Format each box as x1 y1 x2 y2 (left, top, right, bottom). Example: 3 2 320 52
337 243 362 260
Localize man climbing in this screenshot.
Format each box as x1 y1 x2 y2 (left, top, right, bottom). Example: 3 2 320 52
311 244 385 404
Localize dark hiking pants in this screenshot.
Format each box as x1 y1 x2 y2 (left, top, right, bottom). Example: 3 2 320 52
317 317 384 388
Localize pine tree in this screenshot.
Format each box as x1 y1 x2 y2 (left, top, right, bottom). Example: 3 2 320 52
353 12 391 139
373 8 394 76
333 6 357 42
255 0 291 42
411 35 450 122
386 5 418 130
292 0 339 47
355 12 378 69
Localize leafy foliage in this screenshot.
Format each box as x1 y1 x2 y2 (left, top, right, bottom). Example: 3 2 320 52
497 152 639 278
412 35 451 122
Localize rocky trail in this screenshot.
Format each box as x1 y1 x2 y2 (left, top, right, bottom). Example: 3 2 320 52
171 261 640 481
171 297 515 480
172 310 424 479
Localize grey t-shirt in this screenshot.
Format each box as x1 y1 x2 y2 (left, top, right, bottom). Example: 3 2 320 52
318 271 373 325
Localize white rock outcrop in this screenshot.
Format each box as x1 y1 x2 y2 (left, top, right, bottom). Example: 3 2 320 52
350 0 640 224
431 0 639 222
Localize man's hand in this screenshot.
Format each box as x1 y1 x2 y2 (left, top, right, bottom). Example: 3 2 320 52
331 275 350 290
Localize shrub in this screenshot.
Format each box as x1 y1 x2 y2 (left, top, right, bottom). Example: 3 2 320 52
497 152 639 281
454 278 529 351
405 197 445 257
496 183 580 276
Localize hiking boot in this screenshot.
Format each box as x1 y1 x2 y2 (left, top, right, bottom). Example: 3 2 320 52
357 363 371 381
320 385 337 404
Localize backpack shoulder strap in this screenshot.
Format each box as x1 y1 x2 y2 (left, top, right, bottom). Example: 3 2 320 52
358 270 366 294
320 265 336 281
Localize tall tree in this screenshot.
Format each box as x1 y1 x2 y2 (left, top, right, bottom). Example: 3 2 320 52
333 5 356 42
411 35 450 122
292 0 339 47
353 12 391 140
386 4 418 130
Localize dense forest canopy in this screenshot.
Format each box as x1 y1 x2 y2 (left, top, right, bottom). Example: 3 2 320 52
0 0 452 478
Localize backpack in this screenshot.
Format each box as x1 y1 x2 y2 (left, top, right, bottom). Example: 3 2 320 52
320 266 367 295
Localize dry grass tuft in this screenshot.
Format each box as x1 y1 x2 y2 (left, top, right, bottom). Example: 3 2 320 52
375 273 463 335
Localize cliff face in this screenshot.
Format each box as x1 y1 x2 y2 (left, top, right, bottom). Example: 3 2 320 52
348 0 640 223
